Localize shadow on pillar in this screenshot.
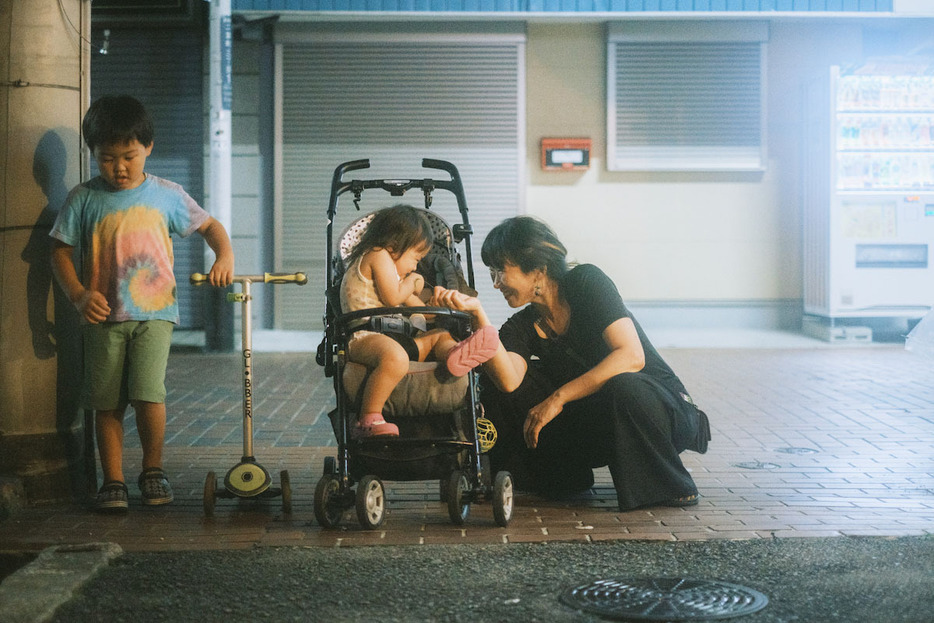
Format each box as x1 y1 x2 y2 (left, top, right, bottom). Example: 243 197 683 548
0 130 89 508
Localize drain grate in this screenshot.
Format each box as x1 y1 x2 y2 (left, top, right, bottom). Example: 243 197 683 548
560 577 769 621
774 447 819 455
732 460 781 470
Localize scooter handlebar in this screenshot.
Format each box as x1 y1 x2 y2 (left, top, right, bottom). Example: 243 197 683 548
262 272 309 285
190 272 309 286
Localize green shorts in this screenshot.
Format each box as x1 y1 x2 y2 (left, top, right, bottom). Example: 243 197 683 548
83 320 174 411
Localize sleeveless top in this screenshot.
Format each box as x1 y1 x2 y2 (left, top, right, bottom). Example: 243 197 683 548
340 253 387 315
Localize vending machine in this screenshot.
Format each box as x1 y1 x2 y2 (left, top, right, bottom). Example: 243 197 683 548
802 61 934 337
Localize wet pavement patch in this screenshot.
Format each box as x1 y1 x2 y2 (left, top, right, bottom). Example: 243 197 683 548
732 460 781 470
773 447 819 455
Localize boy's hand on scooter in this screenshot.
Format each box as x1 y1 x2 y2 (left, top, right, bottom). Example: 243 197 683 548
207 255 235 287
75 290 111 324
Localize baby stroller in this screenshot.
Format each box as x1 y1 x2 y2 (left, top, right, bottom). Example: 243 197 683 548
314 158 514 529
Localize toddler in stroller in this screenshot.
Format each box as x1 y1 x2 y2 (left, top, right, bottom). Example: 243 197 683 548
314 158 514 529
339 204 500 439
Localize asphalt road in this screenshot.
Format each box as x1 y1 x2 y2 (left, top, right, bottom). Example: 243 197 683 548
46 535 932 622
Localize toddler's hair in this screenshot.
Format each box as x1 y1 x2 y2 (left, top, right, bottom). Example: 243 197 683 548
82 95 154 152
348 204 434 266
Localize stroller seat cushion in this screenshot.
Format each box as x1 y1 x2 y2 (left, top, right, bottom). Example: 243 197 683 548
343 361 469 418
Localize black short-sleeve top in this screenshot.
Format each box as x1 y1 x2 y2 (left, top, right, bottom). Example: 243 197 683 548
498 264 688 399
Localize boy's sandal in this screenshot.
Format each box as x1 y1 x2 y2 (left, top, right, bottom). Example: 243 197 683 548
95 480 129 513
138 468 174 506
663 493 699 507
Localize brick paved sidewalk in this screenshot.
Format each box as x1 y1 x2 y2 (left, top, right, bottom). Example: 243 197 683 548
2 346 933 552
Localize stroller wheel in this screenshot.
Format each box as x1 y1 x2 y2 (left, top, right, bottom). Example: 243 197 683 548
356 475 386 530
203 471 217 518
280 470 292 515
314 473 343 528
447 470 470 526
492 471 514 527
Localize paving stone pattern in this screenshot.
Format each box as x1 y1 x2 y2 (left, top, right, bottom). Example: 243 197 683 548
2 346 932 552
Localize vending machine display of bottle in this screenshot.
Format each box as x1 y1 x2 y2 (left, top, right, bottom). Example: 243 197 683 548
803 62 934 335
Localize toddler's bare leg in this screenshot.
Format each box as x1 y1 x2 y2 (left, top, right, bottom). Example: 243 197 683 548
414 329 458 362
350 334 410 414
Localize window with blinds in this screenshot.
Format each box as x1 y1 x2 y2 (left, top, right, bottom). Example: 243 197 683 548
607 23 768 172
276 32 525 330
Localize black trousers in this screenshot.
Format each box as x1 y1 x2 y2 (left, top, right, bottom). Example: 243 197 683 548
482 365 707 510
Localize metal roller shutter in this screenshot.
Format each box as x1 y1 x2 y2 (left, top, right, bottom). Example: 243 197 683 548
91 27 205 328
278 35 525 330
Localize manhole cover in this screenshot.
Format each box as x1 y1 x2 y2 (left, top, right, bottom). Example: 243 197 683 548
732 460 781 470
774 447 819 455
560 577 769 621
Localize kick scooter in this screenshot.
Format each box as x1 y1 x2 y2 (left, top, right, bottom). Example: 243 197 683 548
190 271 308 517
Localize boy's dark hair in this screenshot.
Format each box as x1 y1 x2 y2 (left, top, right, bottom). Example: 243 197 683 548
481 216 568 280
82 95 154 152
348 204 434 266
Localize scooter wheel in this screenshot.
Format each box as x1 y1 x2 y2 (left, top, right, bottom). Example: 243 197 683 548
203 471 217 518
280 469 292 514
314 473 343 528
447 470 470 526
355 475 386 530
492 471 514 527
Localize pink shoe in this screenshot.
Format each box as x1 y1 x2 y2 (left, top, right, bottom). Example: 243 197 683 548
446 325 500 377
353 413 399 439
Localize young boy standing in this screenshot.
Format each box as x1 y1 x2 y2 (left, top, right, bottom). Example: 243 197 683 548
50 95 235 513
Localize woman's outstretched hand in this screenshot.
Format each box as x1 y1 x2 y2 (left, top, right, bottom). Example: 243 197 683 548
524 393 564 449
430 286 482 315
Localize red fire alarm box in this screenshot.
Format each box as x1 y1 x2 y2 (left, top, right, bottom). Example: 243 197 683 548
541 138 591 171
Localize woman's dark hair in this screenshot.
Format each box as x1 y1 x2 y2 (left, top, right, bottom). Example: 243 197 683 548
82 95 154 152
348 204 434 266
481 216 568 280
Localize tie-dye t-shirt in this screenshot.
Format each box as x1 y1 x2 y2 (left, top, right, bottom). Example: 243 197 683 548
50 174 210 324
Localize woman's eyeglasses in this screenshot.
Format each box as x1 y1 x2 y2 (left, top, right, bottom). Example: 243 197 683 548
489 267 506 284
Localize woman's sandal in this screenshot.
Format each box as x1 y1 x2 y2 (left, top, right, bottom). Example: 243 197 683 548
663 493 699 507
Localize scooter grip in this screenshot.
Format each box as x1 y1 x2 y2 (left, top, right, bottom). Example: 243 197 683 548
264 272 308 285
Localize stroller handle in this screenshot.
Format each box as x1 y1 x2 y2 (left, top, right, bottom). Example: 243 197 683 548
190 272 308 286
421 158 457 178
326 157 475 287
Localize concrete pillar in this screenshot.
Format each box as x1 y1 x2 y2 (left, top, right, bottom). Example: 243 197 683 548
0 0 89 505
